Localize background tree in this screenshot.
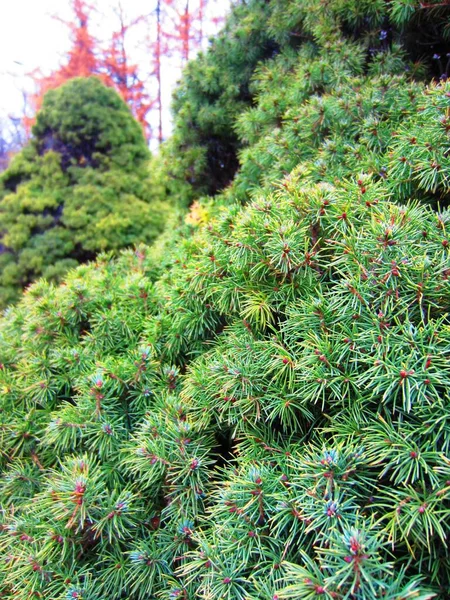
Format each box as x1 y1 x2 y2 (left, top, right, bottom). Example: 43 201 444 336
164 0 212 65
102 2 155 138
0 77 168 307
21 0 230 145
25 0 153 138
147 0 171 144
24 0 100 134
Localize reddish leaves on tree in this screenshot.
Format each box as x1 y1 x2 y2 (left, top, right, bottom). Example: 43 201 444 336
102 3 155 139
56 0 98 79
25 0 99 134
25 0 228 143
164 0 210 64
26 0 152 138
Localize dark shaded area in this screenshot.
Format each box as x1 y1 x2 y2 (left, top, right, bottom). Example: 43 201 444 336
70 243 97 264
402 4 450 79
2 172 25 193
204 136 241 195
213 429 236 468
37 131 100 171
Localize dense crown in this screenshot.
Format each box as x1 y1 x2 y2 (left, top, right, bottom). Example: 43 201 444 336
1 1 450 599
0 78 167 307
31 78 150 171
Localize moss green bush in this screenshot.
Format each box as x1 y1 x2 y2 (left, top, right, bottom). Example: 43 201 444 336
1 1 450 599
0 78 168 307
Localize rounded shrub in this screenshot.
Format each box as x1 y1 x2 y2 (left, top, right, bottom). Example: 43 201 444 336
1 173 449 598
0 78 168 307
150 0 450 208
1 1 450 599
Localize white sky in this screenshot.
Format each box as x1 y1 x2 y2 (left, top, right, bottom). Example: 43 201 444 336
0 0 231 144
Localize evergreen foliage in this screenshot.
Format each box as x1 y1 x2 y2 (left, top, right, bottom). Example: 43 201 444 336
151 0 280 205
153 0 450 207
0 78 168 307
1 1 450 599
2 173 450 599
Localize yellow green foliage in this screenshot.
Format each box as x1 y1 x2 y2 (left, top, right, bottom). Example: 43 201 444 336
0 78 168 307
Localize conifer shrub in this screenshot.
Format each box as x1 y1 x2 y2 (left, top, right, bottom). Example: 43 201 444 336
150 0 278 206
1 169 450 599
153 0 450 208
0 78 168 308
2 1 450 599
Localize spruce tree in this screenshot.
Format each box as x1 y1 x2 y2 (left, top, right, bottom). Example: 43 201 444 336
0 77 168 307
1 1 450 599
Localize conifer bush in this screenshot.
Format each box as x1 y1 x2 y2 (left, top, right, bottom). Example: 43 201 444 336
0 78 168 308
2 176 450 599
153 0 450 208
1 1 450 599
